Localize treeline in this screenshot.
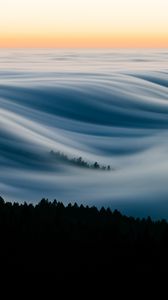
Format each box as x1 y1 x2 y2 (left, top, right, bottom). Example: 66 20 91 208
50 150 112 170
1 196 168 275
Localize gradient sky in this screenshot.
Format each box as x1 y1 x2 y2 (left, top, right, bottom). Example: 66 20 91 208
0 0 168 48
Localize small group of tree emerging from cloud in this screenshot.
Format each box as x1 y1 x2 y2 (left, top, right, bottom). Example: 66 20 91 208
50 150 112 171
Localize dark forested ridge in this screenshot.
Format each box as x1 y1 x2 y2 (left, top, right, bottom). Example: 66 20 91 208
1 195 168 276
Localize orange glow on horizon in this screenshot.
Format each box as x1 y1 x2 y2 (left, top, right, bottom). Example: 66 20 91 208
0 33 167 48
0 0 168 48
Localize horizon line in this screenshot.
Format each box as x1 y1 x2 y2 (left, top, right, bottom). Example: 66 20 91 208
0 46 168 50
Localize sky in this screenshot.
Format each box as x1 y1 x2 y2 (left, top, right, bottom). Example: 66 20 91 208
0 0 168 48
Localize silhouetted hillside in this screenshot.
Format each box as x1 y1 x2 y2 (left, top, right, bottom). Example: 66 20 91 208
0 196 168 276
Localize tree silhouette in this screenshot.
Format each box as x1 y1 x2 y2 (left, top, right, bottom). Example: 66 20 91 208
0 196 167 275
50 150 112 171
93 162 99 169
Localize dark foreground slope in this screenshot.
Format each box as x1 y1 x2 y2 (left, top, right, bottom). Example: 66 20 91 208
1 196 168 277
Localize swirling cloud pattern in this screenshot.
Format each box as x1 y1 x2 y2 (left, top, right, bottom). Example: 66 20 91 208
0 49 168 218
